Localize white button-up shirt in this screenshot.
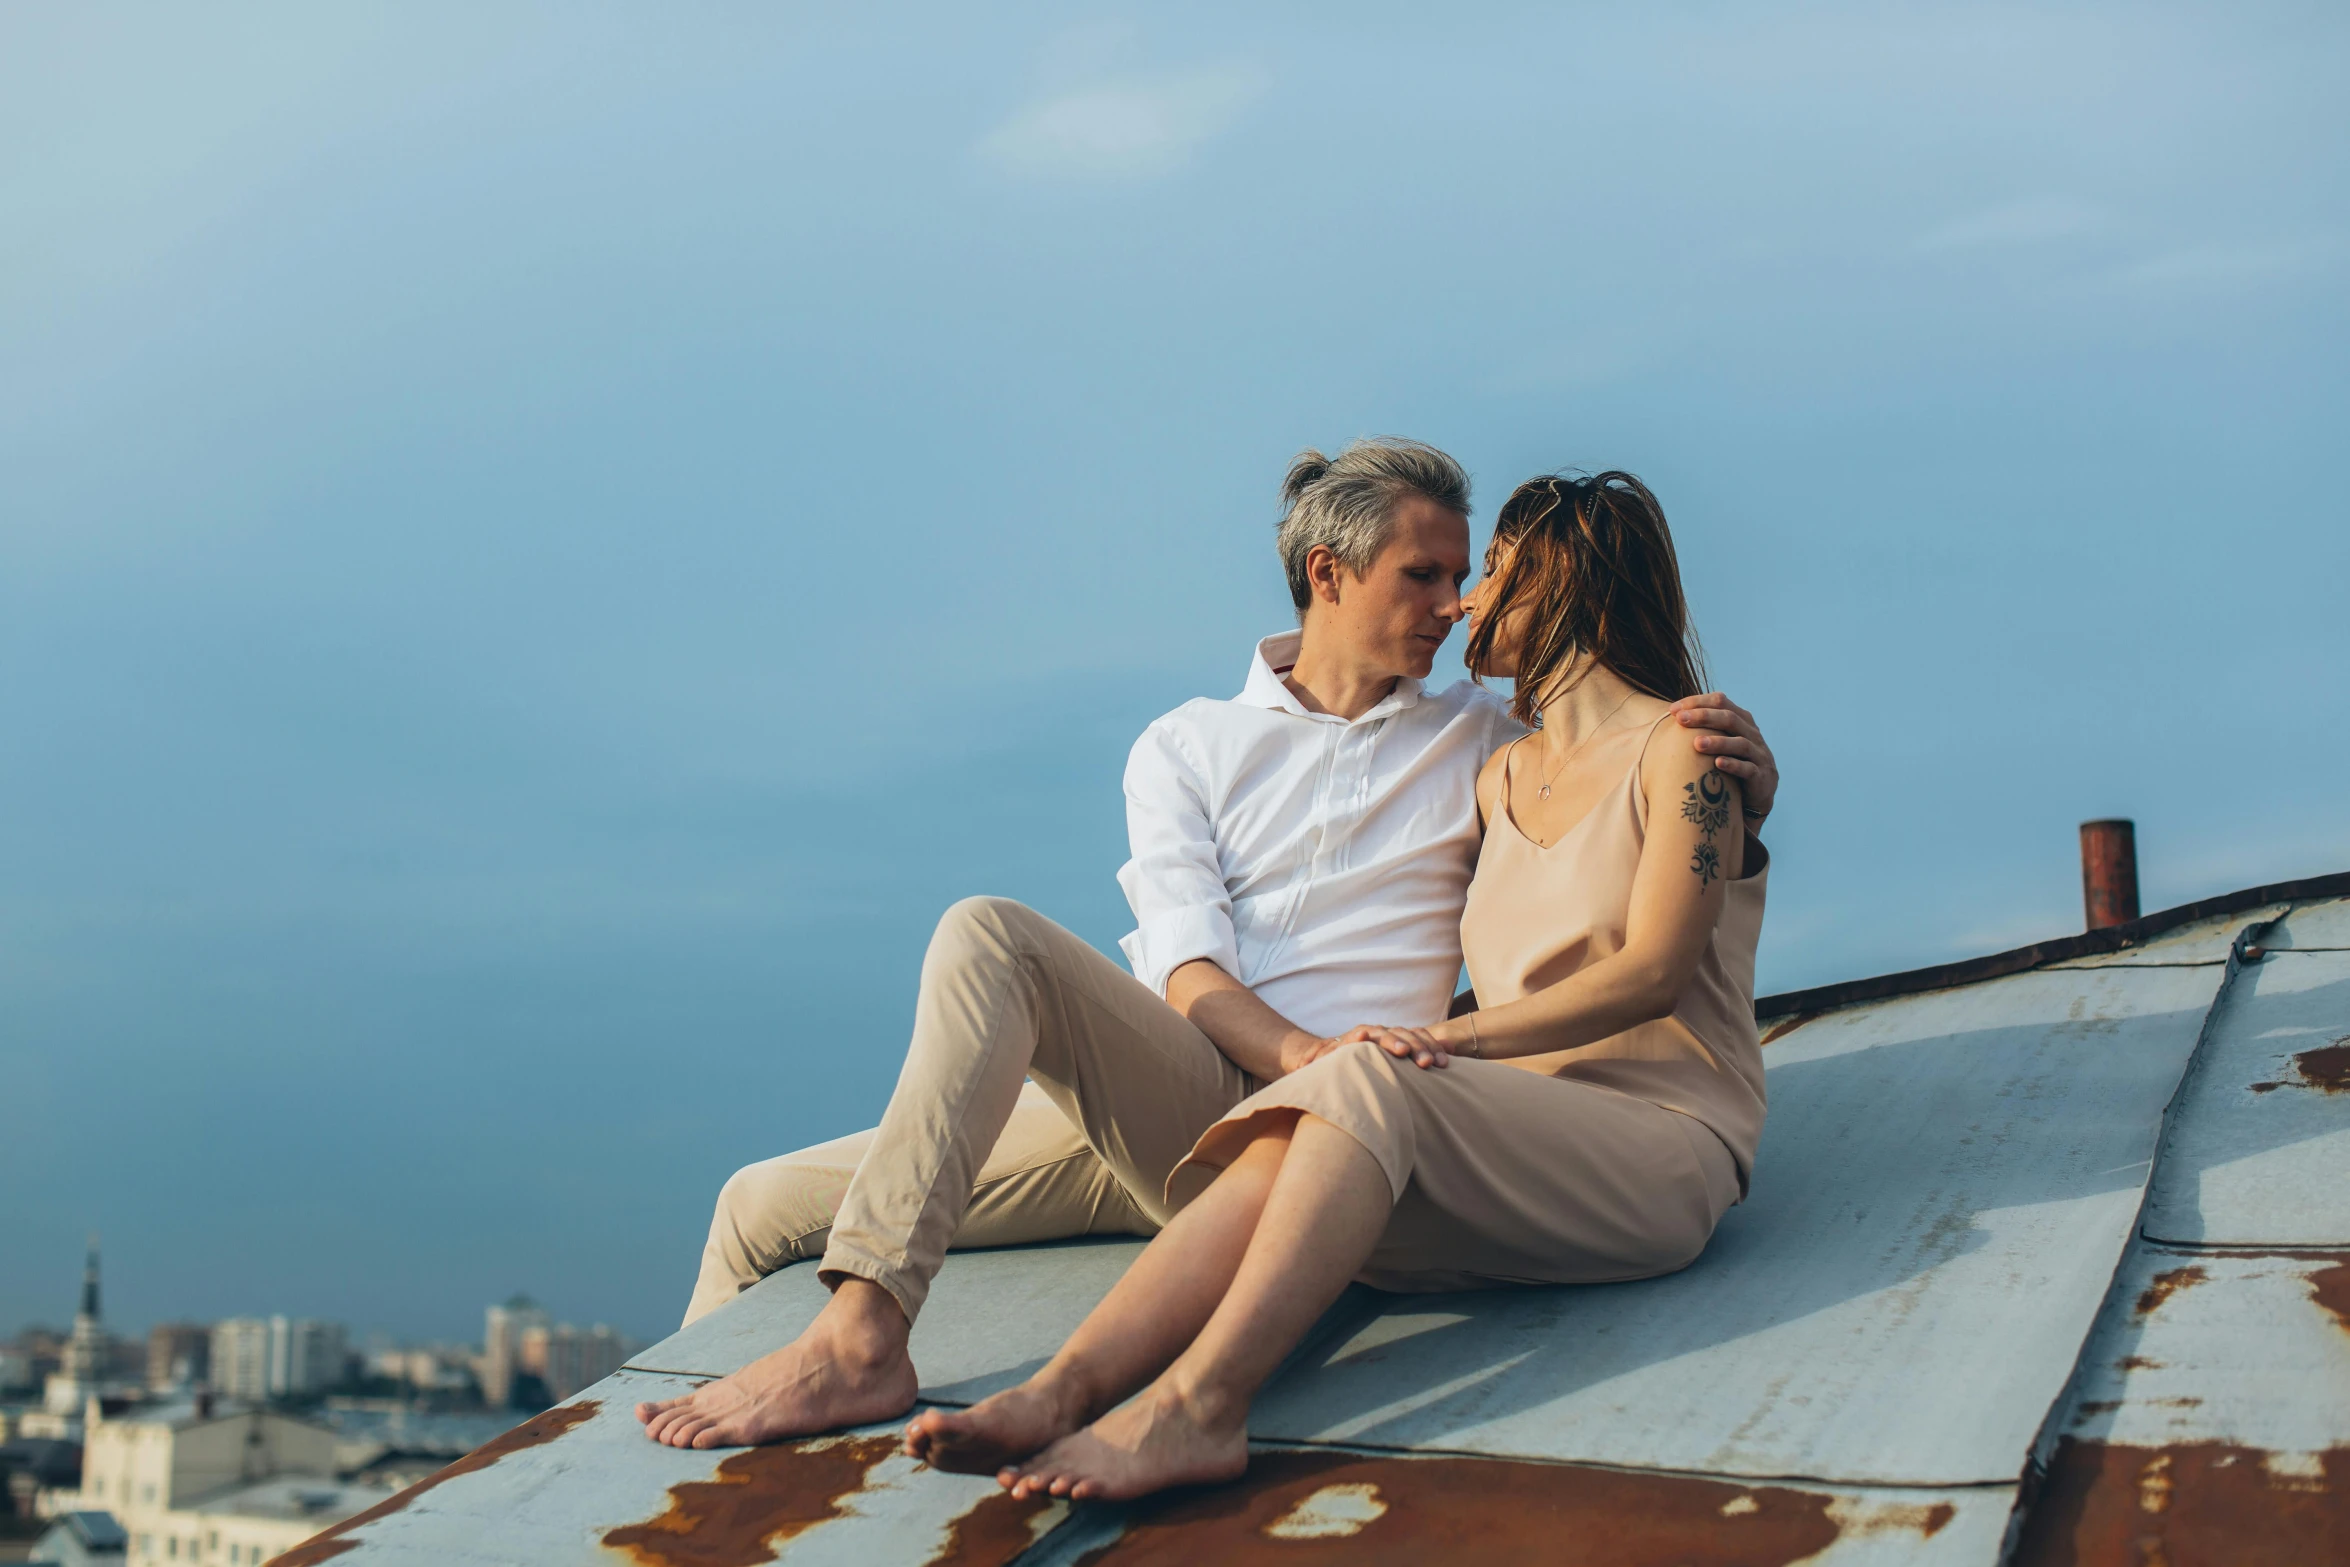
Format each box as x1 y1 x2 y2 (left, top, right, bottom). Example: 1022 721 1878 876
1117 630 1524 1038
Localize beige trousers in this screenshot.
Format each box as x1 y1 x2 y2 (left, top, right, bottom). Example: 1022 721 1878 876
685 897 1260 1326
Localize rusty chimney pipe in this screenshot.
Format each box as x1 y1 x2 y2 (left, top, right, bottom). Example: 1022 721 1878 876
2080 819 2140 931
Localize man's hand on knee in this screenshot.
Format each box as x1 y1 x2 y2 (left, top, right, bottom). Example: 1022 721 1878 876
1169 958 1327 1081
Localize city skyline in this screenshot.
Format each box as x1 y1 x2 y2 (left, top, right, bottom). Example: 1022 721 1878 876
2 1242 636 1412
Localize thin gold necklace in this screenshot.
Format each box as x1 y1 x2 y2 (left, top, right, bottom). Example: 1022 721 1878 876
1530 691 1637 800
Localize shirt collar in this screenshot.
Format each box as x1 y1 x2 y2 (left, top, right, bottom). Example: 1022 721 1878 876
1236 630 1424 724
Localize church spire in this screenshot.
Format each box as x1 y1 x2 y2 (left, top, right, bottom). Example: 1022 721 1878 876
46 1233 107 1414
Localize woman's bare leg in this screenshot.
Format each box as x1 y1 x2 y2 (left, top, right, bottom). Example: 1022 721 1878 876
1004 1114 1391 1501
907 1115 1300 1473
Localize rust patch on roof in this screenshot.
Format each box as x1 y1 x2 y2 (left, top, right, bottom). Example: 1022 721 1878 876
1833 1497 1956 1539
1759 1013 1814 1048
1068 1448 1853 1566
2310 1260 2350 1335
2133 1265 2209 1317
924 1489 1062 1566
2011 1439 2347 1565
272 1400 601 1565
601 1434 899 1567
2291 1040 2350 1093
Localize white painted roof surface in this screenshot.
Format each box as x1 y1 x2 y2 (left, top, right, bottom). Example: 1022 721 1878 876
2050 1245 2349 1458
289 889 2350 1566
2268 897 2350 949
2141 943 2350 1247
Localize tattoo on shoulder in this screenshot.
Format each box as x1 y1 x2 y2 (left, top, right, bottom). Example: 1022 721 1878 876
1681 772 1730 888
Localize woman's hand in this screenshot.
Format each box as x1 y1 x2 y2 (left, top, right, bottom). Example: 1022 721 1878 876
1339 1024 1454 1071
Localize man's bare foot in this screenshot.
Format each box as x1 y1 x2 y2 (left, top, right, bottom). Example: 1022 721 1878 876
998 1379 1248 1502
635 1280 917 1449
904 1373 1088 1474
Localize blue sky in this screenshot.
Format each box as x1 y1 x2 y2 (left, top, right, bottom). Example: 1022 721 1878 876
4 4 2344 1343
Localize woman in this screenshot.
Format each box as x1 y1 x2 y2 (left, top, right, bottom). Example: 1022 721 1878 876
905 470 1767 1501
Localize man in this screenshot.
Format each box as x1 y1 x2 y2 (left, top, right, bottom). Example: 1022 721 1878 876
638 439 1777 1449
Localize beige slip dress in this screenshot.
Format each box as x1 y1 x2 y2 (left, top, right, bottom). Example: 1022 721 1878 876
1169 711 1765 1291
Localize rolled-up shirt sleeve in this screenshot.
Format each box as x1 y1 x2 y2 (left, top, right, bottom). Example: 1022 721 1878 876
1116 719 1239 997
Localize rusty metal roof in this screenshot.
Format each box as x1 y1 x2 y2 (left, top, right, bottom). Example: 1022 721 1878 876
280 884 2349 1565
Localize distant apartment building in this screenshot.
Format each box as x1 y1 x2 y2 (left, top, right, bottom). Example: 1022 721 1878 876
204 1316 349 1400
208 1321 270 1402
478 1296 548 1408
359 1342 475 1397
265 1317 347 1398
146 1324 211 1393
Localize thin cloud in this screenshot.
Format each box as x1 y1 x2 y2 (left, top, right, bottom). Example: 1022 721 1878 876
2108 237 2339 289
979 61 1269 180
1916 198 2103 252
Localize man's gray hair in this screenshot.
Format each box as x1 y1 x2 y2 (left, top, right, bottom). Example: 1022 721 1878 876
1276 437 1471 614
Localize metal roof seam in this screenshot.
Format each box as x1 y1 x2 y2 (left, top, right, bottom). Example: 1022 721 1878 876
2134 1240 2350 1256
1983 939 2256 1559
1995 926 2289 1562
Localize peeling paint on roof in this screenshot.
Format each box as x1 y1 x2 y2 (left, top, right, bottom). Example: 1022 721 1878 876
600 1431 1056 1567
268 1376 1054 1565
1004 1447 2011 1567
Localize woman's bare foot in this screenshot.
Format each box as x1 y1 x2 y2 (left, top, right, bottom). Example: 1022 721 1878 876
904 1373 1088 1474
636 1280 917 1449
998 1379 1248 1502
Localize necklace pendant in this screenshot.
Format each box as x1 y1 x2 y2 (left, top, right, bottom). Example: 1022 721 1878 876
1537 784 1551 799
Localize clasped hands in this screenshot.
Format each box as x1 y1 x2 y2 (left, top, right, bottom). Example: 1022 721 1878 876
1281 1022 1466 1076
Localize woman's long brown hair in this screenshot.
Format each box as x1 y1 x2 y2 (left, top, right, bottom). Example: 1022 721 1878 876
1464 470 1708 725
